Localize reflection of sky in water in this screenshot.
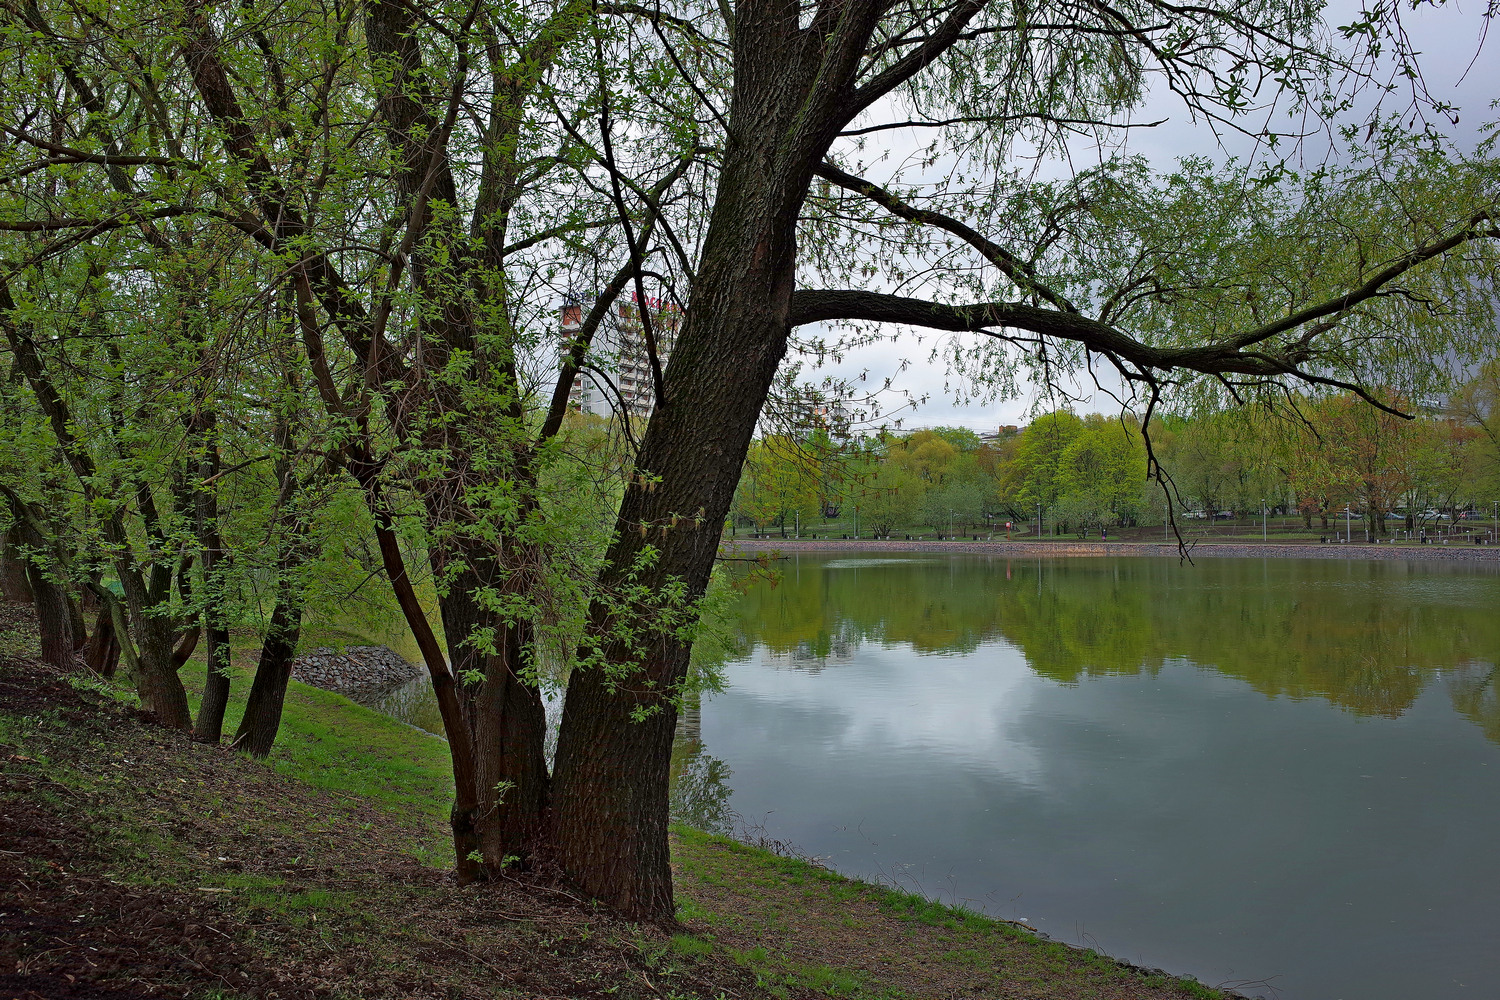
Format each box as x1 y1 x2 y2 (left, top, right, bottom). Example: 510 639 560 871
728 640 1046 788
349 553 1500 1000
686 555 1500 1000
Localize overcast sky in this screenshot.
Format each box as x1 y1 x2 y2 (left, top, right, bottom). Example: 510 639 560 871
797 0 1499 434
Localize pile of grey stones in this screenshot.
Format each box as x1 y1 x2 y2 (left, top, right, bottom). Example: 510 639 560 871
291 645 422 699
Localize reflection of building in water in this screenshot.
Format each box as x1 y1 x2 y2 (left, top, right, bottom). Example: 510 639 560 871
559 291 682 418
676 689 702 744
765 633 858 673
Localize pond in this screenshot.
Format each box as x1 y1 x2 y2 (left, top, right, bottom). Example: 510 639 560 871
367 552 1500 1000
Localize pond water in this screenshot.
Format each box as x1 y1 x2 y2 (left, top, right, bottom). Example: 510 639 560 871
367 553 1500 1000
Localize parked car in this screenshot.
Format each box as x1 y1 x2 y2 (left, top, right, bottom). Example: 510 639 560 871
1463 511 1486 520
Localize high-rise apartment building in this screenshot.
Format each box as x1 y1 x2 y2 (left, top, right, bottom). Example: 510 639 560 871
559 292 682 418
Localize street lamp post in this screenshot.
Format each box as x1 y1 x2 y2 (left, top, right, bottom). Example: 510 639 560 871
1037 502 1042 540
853 505 858 540
1345 505 1352 543
1262 499 1267 542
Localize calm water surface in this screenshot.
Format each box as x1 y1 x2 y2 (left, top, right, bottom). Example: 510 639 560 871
670 554 1500 1000
365 553 1500 999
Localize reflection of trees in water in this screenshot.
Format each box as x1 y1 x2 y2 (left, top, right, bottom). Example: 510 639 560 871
1448 663 1500 743
670 708 735 839
678 691 702 743
361 676 446 736
730 555 1500 726
670 747 735 836
669 687 735 834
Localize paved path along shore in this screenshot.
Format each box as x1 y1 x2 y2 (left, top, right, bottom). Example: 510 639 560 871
722 536 1500 564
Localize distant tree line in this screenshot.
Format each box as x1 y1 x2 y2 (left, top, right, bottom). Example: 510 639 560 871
729 368 1500 539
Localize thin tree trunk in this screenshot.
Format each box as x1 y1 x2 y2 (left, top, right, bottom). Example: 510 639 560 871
194 423 232 743
0 529 32 603
433 550 551 867
232 582 303 757
83 605 119 677
64 591 86 654
351 462 486 882
12 520 73 668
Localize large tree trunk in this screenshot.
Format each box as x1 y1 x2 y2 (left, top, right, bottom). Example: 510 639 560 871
117 550 192 730
132 617 192 729
232 581 303 758
551 49 830 912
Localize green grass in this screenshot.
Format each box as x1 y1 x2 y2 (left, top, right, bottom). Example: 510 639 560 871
668 825 1234 999
179 652 454 829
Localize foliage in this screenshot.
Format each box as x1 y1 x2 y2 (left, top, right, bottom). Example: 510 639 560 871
733 375 1500 538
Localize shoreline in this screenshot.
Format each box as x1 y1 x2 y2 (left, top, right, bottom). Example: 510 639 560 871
722 536 1500 564
0 628 1246 1000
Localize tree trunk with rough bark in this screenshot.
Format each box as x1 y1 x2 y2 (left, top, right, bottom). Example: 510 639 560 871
83 605 120 677
550 6 870 915
24 565 75 670
0 529 31 603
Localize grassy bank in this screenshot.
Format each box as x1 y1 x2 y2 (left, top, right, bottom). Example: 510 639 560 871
1 611 1241 999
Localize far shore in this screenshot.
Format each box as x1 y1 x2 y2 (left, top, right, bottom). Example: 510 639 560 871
722 535 1500 564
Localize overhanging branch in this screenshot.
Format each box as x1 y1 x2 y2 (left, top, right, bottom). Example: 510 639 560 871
788 288 1415 417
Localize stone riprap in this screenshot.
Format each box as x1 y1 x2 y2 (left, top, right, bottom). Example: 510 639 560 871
291 645 422 698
